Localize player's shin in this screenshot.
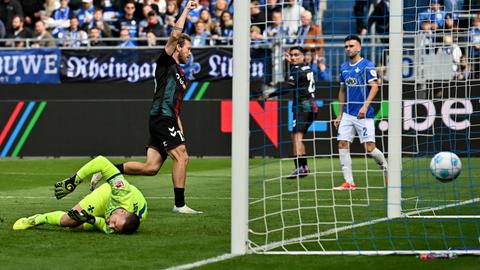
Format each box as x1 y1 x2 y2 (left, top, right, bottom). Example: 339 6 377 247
369 148 388 171
339 148 354 183
35 211 65 226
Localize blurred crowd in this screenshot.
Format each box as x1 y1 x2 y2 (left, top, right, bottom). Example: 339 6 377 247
0 0 325 49
355 0 480 80
2 0 480 80
413 0 480 80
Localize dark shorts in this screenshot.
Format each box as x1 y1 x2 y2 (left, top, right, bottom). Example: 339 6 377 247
292 111 316 133
148 116 186 160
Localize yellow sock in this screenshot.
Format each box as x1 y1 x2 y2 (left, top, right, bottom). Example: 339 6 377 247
35 211 65 226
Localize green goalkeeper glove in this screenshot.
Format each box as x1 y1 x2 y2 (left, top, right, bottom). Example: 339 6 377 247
67 209 96 225
54 175 82 199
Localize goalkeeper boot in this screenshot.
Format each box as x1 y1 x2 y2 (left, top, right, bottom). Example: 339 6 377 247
13 214 39 230
172 205 203 214
333 182 357 190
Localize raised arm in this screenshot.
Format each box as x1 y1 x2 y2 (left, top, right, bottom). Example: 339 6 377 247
265 52 296 99
164 0 197 55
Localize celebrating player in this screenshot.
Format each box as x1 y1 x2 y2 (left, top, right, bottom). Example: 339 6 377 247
111 0 201 214
13 156 147 234
264 46 318 179
333 35 388 190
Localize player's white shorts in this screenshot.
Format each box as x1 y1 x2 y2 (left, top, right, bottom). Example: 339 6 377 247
337 112 376 143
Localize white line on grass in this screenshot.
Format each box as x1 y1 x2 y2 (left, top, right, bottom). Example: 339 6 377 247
0 172 68 176
251 197 480 253
0 172 227 177
162 199 480 268
0 195 402 203
164 253 239 270
0 195 471 204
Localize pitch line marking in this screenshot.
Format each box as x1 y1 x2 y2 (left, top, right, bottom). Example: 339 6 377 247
251 197 480 253
0 195 389 203
0 195 472 204
164 253 239 270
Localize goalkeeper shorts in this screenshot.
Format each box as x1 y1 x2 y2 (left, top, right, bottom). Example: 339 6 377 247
79 183 110 218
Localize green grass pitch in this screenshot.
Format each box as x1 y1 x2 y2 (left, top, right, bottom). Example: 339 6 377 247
0 157 479 269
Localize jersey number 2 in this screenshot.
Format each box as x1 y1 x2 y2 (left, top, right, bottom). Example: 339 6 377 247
307 72 315 93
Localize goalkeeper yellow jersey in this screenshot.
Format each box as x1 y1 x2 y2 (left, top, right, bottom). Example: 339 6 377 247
104 176 147 221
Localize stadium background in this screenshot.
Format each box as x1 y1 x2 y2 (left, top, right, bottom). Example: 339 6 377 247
2 79 478 157
1 0 480 269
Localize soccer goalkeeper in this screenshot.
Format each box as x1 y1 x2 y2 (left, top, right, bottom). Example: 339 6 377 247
12 156 147 234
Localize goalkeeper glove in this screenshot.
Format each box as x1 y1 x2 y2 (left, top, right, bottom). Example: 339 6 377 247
67 209 96 225
54 175 82 199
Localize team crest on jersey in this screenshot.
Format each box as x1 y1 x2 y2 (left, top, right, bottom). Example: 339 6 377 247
370 69 377 77
355 67 360 73
114 179 125 189
345 77 357 86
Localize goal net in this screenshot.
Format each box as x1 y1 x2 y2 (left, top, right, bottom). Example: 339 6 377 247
237 0 480 255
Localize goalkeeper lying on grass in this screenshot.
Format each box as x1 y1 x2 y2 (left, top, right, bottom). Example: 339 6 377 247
13 156 147 234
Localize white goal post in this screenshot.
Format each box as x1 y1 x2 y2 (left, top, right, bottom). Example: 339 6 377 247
387 0 403 219
231 0 250 255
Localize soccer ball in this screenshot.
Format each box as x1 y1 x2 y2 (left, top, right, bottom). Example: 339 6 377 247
430 152 462 182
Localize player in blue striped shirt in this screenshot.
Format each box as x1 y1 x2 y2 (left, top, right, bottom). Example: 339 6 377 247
333 35 388 190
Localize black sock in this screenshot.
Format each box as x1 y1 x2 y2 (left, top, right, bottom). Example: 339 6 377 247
299 157 308 167
115 164 124 174
174 188 185 207
293 157 299 169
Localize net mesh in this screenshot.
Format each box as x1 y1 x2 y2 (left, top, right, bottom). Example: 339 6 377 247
247 0 480 254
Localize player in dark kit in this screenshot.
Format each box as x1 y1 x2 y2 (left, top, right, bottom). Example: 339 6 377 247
104 0 202 214
264 46 318 179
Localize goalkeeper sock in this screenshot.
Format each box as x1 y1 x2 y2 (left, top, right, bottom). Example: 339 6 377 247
339 149 354 183
369 148 388 171
35 211 65 226
115 163 125 174
174 188 185 207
